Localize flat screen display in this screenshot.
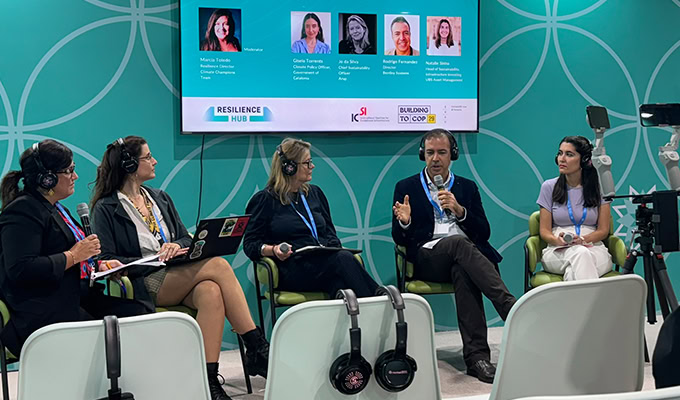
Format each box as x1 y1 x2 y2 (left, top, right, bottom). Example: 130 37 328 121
180 1 479 133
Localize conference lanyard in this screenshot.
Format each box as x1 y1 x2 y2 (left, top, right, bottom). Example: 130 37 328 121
55 203 96 278
291 194 319 243
150 205 169 244
566 196 588 236
420 170 454 220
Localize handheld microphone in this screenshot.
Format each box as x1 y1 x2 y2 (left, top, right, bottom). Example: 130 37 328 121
77 203 99 287
76 203 93 236
279 242 291 254
432 175 455 220
563 232 574 244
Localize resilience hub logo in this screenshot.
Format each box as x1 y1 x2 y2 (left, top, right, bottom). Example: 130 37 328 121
203 106 273 122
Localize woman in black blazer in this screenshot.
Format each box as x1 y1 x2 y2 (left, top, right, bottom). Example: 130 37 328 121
91 136 268 400
243 138 378 298
0 139 147 356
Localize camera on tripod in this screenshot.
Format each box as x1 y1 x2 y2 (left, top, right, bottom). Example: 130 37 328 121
608 190 680 253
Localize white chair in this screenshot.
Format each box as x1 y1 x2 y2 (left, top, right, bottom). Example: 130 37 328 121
514 385 680 400
17 312 210 400
264 293 442 400
471 274 646 400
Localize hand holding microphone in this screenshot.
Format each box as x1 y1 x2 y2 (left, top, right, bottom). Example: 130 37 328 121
274 242 293 261
433 175 463 219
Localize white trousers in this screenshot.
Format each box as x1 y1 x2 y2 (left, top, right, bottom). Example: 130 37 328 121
541 225 612 281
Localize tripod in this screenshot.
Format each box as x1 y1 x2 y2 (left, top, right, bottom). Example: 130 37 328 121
620 201 679 360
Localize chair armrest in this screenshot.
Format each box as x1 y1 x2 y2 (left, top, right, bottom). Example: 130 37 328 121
394 245 408 292
606 235 628 267
256 257 279 289
525 236 543 273
0 300 10 328
108 277 135 299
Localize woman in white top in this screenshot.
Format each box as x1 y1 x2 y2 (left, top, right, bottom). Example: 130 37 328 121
428 19 460 56
536 135 612 280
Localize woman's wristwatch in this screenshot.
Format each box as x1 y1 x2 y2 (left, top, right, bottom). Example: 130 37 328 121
260 244 268 256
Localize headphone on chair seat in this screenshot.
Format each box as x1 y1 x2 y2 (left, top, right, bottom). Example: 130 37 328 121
277 144 298 176
418 129 459 161
31 142 58 190
329 289 373 395
374 285 417 392
108 138 139 174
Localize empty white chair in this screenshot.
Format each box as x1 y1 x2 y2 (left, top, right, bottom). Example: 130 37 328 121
265 293 442 400
489 274 647 400
18 312 210 400
514 384 680 400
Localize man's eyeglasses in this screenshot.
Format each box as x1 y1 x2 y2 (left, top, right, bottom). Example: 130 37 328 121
300 159 314 169
56 164 76 176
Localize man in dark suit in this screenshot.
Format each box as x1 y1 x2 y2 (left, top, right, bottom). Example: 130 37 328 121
391 128 516 383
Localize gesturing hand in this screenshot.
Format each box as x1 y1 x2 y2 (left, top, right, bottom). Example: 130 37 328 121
393 195 411 225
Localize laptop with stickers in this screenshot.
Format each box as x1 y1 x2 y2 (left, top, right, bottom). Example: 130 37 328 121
166 215 250 265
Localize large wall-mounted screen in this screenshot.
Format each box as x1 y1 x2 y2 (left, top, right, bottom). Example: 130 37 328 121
180 1 479 133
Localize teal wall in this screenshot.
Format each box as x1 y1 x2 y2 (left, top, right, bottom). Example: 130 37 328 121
1 0 680 349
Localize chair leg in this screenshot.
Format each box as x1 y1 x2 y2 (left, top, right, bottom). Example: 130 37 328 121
0 339 9 400
266 268 277 328
254 264 266 332
236 335 253 394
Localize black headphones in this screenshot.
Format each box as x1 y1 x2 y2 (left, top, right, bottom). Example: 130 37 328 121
554 137 593 168
277 144 298 176
108 138 138 174
374 285 417 392
31 142 58 190
419 129 459 161
330 289 373 395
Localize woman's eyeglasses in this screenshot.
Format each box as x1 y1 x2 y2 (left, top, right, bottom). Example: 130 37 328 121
138 153 154 162
300 159 314 169
56 164 76 176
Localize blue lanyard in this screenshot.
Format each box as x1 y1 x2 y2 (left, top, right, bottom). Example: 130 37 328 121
55 203 96 276
55 203 85 241
419 170 454 220
567 196 588 236
291 194 319 243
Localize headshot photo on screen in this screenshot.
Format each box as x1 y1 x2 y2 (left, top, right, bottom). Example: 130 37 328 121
338 13 377 55
384 14 420 56
426 16 461 56
291 12 331 54
199 8 242 52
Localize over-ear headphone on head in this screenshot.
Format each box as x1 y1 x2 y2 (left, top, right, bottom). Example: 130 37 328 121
31 142 58 190
277 144 298 176
330 289 373 395
419 129 459 161
374 285 417 392
554 137 593 168
108 138 138 174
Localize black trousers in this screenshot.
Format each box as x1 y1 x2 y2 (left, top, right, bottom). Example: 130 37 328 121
416 235 516 366
79 283 151 320
278 250 379 298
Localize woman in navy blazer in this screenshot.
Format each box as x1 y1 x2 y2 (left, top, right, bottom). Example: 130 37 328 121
0 139 147 356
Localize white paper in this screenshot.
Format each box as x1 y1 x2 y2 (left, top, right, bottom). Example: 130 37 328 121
91 253 163 280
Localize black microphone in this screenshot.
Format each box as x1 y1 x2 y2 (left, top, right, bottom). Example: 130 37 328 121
432 175 455 220
279 242 291 254
76 202 93 236
563 232 574 244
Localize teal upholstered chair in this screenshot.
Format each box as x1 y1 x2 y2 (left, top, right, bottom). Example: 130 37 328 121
110 277 252 393
253 254 364 329
394 245 454 294
524 210 626 293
